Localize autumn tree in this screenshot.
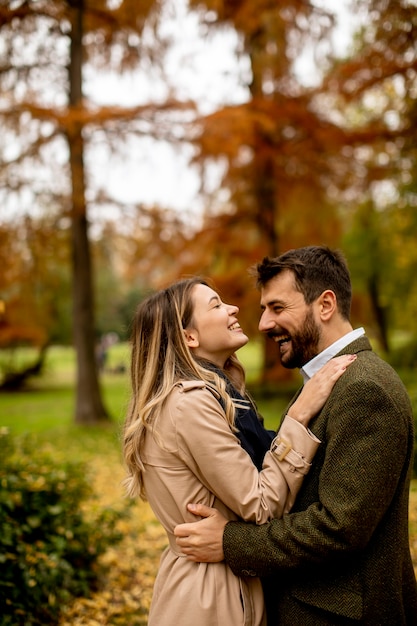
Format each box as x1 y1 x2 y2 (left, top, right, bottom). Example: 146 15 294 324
0 0 189 421
321 0 417 352
0 214 70 388
175 1 353 381
173 0 417 374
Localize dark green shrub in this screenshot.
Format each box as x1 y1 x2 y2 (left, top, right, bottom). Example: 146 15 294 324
0 429 125 625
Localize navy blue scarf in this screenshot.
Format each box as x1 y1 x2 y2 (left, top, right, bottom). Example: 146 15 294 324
203 363 275 471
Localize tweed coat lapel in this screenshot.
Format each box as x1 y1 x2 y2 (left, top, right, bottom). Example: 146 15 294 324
282 335 373 426
283 336 375 511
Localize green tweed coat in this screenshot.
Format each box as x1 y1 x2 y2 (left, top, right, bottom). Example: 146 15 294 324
224 336 417 625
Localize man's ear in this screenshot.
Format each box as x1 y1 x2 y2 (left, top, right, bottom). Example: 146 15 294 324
184 328 199 348
317 290 337 321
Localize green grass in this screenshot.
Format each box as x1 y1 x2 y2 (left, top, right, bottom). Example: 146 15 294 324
0 341 415 437
0 386 75 434
0 346 291 483
238 341 263 384
0 345 129 437
0 343 273 434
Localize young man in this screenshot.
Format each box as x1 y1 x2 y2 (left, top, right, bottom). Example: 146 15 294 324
175 246 417 625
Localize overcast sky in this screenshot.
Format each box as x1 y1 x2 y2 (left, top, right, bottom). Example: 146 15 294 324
85 0 360 221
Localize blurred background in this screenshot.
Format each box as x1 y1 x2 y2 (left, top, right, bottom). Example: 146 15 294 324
1 2 417 623
1 0 417 421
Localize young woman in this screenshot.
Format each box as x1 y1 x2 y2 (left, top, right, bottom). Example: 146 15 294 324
122 278 355 626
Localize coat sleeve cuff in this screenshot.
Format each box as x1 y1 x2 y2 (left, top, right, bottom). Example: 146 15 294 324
271 415 321 475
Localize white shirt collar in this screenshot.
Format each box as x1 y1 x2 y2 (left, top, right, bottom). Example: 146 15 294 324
300 327 365 383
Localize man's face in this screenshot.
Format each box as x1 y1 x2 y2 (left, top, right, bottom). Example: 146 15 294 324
259 270 322 369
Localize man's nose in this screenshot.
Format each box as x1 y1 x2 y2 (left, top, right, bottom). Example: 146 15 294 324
258 310 275 333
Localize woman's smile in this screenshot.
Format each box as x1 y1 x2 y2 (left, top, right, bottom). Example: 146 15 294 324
186 284 249 367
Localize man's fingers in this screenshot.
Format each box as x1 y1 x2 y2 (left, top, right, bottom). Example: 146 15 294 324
187 502 217 517
175 536 196 549
174 504 216 538
174 523 193 538
174 506 227 563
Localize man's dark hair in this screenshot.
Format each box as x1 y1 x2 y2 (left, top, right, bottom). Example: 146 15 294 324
254 246 352 320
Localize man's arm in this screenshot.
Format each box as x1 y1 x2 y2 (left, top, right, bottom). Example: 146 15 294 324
176 370 413 576
174 503 227 562
223 373 413 578
174 357 359 562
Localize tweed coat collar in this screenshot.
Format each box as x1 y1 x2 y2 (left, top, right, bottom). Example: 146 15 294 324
301 327 365 382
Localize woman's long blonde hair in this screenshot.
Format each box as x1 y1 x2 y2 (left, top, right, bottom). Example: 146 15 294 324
123 278 246 500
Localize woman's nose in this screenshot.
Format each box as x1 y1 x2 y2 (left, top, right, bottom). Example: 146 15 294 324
228 303 239 315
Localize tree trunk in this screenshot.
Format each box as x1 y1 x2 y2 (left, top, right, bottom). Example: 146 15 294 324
368 274 390 354
67 1 109 423
252 153 293 384
248 33 292 385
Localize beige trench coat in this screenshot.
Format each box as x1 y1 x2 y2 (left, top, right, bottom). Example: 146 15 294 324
141 380 320 626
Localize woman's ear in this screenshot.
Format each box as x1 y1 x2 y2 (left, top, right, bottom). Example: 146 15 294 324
184 328 199 348
318 290 337 321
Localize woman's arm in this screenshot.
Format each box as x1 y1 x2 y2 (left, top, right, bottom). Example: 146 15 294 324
172 355 355 524
287 354 356 427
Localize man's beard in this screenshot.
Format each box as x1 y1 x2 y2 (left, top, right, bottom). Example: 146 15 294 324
281 308 321 369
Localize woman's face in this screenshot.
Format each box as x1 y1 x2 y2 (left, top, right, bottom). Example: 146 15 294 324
186 283 249 368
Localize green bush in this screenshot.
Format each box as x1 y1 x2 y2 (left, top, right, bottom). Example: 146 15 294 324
0 429 125 625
